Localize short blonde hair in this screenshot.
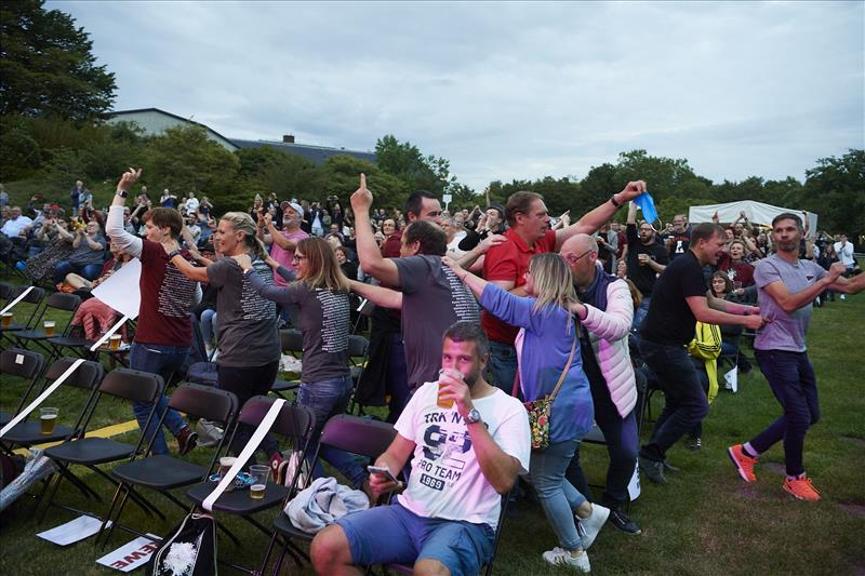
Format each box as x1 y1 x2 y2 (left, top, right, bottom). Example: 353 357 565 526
528 253 579 315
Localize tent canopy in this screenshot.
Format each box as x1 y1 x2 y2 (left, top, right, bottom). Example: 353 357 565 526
689 200 817 231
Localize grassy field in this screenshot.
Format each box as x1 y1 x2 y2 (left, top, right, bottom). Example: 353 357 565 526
1 287 863 575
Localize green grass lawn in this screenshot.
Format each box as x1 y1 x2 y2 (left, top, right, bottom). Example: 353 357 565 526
1 289 863 575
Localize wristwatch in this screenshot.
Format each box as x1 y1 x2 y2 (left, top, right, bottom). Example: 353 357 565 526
465 408 482 425
116 189 128 198
609 194 621 208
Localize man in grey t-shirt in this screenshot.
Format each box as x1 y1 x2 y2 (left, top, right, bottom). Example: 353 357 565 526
727 213 865 502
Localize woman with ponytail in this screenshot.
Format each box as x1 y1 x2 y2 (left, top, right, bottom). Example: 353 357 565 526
232 236 368 490
169 211 283 469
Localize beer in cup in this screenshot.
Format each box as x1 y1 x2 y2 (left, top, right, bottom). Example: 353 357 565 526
109 334 122 350
40 407 58 435
43 320 56 337
249 465 270 499
437 368 462 409
1 312 12 329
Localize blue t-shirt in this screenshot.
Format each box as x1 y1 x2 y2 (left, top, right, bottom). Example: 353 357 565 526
480 284 593 444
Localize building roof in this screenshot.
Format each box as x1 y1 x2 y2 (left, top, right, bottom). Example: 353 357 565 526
231 138 377 165
106 107 237 146
107 107 377 166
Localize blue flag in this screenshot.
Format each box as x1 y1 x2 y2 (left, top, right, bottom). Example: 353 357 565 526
634 192 659 224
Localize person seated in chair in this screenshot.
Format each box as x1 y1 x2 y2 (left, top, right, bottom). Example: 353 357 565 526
311 321 531 576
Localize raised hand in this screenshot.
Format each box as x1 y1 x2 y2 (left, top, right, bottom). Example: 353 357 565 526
618 181 648 202
350 173 373 214
117 167 142 191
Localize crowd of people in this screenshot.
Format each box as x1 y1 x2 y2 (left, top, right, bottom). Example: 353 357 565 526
1 170 863 575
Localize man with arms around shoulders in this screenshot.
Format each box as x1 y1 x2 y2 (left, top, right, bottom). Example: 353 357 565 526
728 214 865 501
311 321 531 576
637 219 766 484
351 175 482 403
482 180 650 393
559 233 642 535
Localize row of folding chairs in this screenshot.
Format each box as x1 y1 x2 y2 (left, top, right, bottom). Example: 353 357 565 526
0 347 401 575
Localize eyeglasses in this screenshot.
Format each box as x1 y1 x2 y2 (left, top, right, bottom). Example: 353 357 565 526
563 250 594 264
293 254 307 263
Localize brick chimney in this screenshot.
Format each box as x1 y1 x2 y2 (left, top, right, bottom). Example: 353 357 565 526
282 134 295 144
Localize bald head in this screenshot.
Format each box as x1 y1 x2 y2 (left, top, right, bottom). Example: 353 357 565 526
560 233 599 287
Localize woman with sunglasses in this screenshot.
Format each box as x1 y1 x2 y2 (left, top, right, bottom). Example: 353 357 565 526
446 253 609 572
233 237 367 490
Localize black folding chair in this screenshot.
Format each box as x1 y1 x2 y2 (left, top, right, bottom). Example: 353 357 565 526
348 333 369 389
0 285 46 340
0 347 45 427
10 292 81 355
185 396 315 576
38 368 164 523
97 383 240 547
0 357 103 455
271 329 303 400
262 414 397 575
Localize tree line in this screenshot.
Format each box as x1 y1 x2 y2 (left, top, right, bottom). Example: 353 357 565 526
1 0 862 237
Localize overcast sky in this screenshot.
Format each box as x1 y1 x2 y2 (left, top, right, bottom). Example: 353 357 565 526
51 1 863 192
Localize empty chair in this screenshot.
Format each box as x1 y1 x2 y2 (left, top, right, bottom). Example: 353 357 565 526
185 395 315 575
9 292 81 355
0 285 46 337
271 329 303 399
0 348 45 427
97 383 239 547
39 368 164 522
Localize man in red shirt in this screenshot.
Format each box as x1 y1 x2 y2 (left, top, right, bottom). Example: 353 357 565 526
482 181 648 392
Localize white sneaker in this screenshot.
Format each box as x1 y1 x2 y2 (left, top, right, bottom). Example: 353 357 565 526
578 503 610 550
542 547 591 572
195 419 224 447
840 294 846 301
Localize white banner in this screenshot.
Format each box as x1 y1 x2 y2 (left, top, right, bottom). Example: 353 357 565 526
37 515 110 546
92 258 141 319
96 534 161 572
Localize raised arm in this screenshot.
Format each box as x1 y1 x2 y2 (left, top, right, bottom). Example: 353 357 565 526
168 253 210 283
555 180 647 249
443 256 488 300
107 168 143 258
350 174 400 286
456 234 507 270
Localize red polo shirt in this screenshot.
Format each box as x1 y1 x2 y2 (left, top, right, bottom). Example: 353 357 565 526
482 228 557 343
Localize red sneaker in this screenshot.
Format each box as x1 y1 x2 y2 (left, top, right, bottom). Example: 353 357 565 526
783 476 821 501
727 444 757 483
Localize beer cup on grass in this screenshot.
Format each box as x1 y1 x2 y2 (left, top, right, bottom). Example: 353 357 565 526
249 465 270 499
40 407 58 435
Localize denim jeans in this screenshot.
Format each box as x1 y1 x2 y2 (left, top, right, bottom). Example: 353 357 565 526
639 339 709 462
53 260 103 284
749 350 819 476
200 309 218 348
632 295 652 332
129 342 190 455
298 375 367 488
566 376 639 510
531 439 586 551
487 340 518 395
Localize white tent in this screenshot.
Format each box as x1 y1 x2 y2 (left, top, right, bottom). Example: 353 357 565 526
689 200 817 231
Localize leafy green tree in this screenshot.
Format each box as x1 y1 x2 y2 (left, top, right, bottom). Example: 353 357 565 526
306 155 406 210
801 149 865 238
613 149 698 203
141 126 241 211
0 0 116 121
375 134 468 198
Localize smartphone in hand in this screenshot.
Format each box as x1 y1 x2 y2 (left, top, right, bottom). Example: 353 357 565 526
367 465 398 483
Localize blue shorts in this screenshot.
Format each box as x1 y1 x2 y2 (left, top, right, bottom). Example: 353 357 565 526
335 501 495 576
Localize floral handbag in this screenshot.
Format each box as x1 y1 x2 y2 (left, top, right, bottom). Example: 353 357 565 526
519 337 578 450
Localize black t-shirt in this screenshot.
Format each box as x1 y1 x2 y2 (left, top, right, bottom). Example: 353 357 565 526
640 251 707 345
664 226 691 260
626 224 669 296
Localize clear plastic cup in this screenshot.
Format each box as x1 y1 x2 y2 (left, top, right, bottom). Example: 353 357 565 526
40 407 58 435
43 320 56 337
249 464 270 499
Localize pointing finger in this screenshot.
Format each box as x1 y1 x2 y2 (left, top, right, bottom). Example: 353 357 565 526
360 173 366 190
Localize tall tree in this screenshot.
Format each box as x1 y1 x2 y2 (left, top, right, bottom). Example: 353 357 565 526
0 0 116 121
801 149 865 238
374 134 472 199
